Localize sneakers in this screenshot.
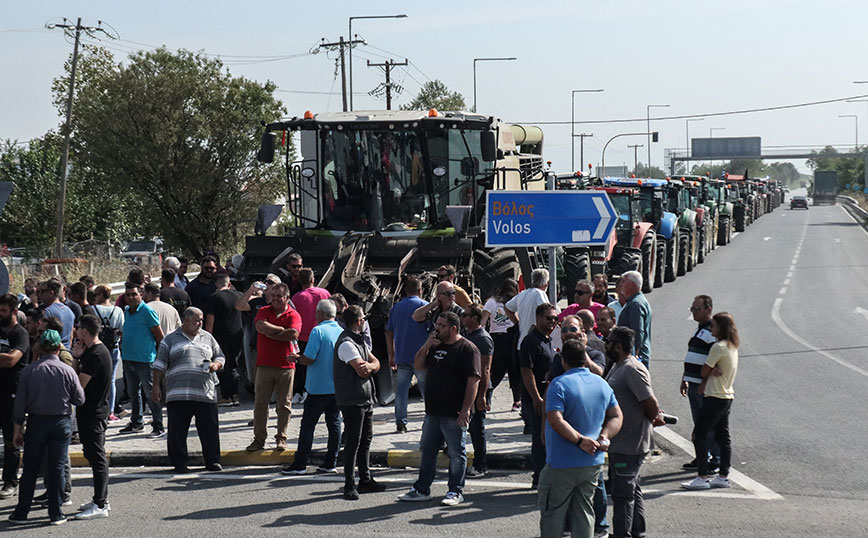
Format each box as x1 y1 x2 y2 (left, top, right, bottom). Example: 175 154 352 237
291 393 302 405
682 458 698 471
7 514 27 525
709 475 731 488
173 466 191 474
681 476 711 490
316 465 338 474
49 516 68 526
441 491 464 506
396 423 407 433
0 483 16 498
465 467 487 479
246 440 265 452
108 413 120 422
75 503 109 520
205 463 223 472
281 463 309 475
148 426 166 439
275 439 288 451
357 478 387 494
217 397 234 407
79 500 111 512
298 392 308 405
511 402 521 412
343 487 360 501
397 488 432 502
118 422 144 434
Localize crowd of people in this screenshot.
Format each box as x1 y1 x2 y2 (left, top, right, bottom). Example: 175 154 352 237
0 254 740 536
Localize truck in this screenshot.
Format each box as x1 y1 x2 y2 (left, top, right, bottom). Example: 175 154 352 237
812 171 838 205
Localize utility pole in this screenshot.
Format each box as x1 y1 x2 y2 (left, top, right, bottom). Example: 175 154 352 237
628 144 644 174
319 36 364 111
47 17 113 258
576 133 593 173
366 58 407 110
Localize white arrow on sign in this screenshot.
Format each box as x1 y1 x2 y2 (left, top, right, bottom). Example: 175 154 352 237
593 197 612 240
854 307 868 322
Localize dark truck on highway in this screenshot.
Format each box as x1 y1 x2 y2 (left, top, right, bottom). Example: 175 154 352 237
812 171 838 206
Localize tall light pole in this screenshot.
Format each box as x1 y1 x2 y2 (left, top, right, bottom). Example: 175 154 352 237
685 118 704 170
348 13 407 111
839 114 858 149
628 144 644 174
473 57 516 113
709 127 725 172
847 99 868 147
571 89 603 171
646 104 669 174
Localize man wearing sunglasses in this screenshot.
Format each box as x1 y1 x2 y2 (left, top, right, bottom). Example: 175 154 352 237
435 265 471 309
281 253 304 297
412 281 464 334
185 256 218 310
559 280 606 323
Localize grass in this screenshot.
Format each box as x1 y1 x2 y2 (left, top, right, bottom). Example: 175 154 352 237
7 259 163 295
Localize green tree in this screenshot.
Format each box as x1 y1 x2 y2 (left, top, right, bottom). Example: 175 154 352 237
401 80 466 112
62 47 290 257
632 163 666 178
807 145 865 189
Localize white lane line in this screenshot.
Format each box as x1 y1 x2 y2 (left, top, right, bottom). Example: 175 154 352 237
772 298 868 378
763 236 771 241
783 279 791 286
779 287 787 295
655 427 782 501
787 271 794 278
835 238 841 243
789 265 796 271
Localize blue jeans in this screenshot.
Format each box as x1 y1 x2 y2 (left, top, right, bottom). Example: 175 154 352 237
293 393 341 469
13 415 72 521
108 347 121 415
468 388 492 472
687 382 720 463
123 360 163 428
594 469 609 532
394 365 425 426
414 414 467 495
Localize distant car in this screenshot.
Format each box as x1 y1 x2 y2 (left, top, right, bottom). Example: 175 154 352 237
119 239 163 265
790 196 808 210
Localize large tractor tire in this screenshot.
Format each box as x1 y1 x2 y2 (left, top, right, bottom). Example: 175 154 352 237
697 225 706 264
473 248 521 301
717 217 729 246
653 239 665 288
563 248 591 297
734 206 746 232
687 231 696 272
677 233 689 276
664 235 677 283
640 232 656 294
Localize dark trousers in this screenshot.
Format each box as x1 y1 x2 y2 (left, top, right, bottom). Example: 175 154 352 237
77 415 108 507
216 335 241 399
13 415 72 522
123 360 163 428
293 341 308 396
0 390 20 486
340 404 373 488
166 401 220 468
522 393 546 485
468 388 492 472
491 330 521 403
686 382 720 463
293 393 341 469
609 452 647 538
693 397 733 476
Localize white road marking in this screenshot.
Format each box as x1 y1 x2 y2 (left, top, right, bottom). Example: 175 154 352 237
787 271 794 278
763 236 771 241
853 307 868 323
783 279 791 286
789 265 796 271
835 238 841 243
654 427 782 501
779 287 787 295
772 298 868 378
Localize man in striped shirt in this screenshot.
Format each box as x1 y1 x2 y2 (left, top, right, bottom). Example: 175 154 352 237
152 307 225 474
679 295 720 472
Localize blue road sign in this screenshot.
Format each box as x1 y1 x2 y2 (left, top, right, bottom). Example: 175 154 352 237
486 190 617 247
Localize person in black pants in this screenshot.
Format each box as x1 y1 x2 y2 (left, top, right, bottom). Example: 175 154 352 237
0 295 30 500
70 315 113 519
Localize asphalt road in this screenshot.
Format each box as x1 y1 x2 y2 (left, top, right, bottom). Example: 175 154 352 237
3 190 868 536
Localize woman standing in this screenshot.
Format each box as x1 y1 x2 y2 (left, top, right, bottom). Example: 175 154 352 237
682 311 739 490
481 278 522 411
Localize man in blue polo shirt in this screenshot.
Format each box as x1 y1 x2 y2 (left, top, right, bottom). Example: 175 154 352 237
118 283 164 437
540 339 622 538
385 277 430 433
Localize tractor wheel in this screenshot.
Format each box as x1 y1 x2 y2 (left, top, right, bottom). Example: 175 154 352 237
677 233 689 276
697 226 706 264
640 232 656 294
654 239 665 288
717 217 729 246
473 248 520 301
664 235 677 283
563 248 591 298
687 231 696 272
735 207 746 232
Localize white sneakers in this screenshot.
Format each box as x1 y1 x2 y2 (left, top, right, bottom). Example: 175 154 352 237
441 491 464 506
75 501 110 519
681 475 731 490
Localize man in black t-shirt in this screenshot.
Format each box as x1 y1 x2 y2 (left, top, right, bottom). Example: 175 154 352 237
0 294 30 498
397 312 480 507
185 256 218 309
205 273 242 405
70 314 113 519
159 269 191 319
461 305 494 478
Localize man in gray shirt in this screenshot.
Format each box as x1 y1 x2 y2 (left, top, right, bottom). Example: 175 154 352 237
9 329 84 526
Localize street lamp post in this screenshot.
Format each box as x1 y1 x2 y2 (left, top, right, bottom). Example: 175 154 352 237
601 132 654 175
646 104 669 174
839 114 858 149
709 127 725 172
571 89 604 171
685 118 704 171
472 57 516 113
348 14 407 111
847 100 868 147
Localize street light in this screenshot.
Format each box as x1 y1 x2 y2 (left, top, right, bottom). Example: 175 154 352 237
601 132 654 175
685 118 704 164
571 89 604 171
709 127 725 172
348 13 407 111
847 100 868 146
646 104 669 173
839 114 858 149
473 57 517 113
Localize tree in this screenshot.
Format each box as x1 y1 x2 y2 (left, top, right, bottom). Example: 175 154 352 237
400 80 466 111
632 163 666 178
62 47 290 258
807 146 865 189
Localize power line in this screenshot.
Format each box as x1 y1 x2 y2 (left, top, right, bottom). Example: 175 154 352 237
515 94 868 125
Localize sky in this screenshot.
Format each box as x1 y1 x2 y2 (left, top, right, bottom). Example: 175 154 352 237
3 0 868 174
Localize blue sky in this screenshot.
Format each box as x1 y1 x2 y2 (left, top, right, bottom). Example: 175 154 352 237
3 0 867 173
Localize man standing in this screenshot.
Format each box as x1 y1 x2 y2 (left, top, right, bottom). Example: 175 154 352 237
38 280 75 348
163 257 187 290
152 307 225 474
605 327 665 538
119 284 165 437
282 299 343 475
679 295 720 472
67 282 96 318
398 311 480 506
290 268 331 402
616 272 652 368
235 274 281 393
333 305 385 500
159 268 191 318
577 309 606 354
385 277 430 433
144 283 182 337
185 256 218 309
559 279 606 321
205 273 243 406
520 303 559 489
248 283 301 452
505 268 553 349
461 305 494 478
539 339 622 538
435 265 472 308
596 307 617 342
412 281 464 333
280 253 305 297
9 329 84 526
592 273 616 306
0 294 30 499
70 315 112 520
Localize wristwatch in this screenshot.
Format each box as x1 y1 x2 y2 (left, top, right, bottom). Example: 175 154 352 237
575 435 584 447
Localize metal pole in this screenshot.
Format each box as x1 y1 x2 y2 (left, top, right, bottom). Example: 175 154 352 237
473 59 477 113
685 118 703 173
547 171 557 304
628 144 643 174
709 127 725 173
472 57 517 114
56 17 82 258
571 89 603 171
646 104 669 175
339 36 348 112
601 132 650 176
348 14 407 111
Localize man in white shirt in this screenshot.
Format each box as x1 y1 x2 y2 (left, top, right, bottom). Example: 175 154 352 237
143 283 181 337
504 269 555 350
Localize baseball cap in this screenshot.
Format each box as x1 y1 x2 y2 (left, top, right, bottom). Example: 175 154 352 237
40 329 62 348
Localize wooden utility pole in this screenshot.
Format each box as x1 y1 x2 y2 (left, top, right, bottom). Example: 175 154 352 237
366 59 408 110
319 36 364 111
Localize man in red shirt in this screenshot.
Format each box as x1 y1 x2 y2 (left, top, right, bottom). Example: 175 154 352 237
247 283 302 452
289 268 331 402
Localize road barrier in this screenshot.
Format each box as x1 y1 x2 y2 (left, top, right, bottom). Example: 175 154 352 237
837 195 868 223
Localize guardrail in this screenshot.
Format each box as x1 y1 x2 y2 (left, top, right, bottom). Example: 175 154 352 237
109 271 200 297
837 195 868 221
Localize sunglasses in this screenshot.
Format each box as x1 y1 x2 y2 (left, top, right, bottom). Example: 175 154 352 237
561 326 581 333
290 264 303 268
689 306 706 313
440 291 456 296
543 315 559 322
437 274 449 279
574 290 590 296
